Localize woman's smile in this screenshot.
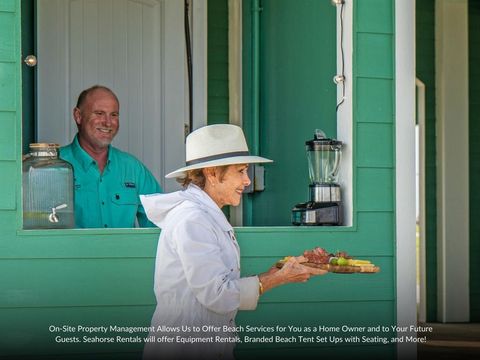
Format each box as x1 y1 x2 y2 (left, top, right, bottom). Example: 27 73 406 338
205 164 250 208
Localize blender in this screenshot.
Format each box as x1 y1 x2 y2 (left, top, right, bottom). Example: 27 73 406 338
292 129 343 225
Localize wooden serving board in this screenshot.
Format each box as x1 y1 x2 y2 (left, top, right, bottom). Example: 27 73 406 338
276 261 380 274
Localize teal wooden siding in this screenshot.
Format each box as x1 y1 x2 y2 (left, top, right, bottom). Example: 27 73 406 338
416 0 437 322
235 227 395 358
238 0 396 358
351 0 395 350
0 1 18 215
1 0 399 359
469 0 480 322
207 0 229 125
0 230 160 358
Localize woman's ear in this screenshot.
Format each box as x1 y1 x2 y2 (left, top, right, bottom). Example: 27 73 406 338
203 167 217 185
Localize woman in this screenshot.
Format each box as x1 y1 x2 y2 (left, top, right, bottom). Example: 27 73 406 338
140 124 326 359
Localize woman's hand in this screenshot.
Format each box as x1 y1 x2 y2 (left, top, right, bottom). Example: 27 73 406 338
258 256 327 294
280 256 327 282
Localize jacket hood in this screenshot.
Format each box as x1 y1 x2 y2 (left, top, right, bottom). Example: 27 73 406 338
140 184 233 231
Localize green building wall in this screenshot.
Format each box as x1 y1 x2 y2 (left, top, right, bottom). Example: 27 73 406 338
469 0 480 322
207 0 229 125
1 0 398 359
415 0 437 323
0 0 18 213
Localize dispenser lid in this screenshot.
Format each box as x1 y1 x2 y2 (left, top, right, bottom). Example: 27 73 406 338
29 143 60 149
306 129 342 150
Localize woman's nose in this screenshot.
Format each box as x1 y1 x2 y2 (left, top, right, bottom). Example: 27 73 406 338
243 173 251 186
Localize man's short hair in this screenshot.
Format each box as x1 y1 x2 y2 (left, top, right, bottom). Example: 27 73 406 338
76 85 119 109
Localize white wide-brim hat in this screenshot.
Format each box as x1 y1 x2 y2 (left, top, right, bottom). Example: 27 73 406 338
166 124 273 178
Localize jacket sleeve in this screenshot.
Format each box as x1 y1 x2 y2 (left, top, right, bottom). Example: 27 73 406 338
136 164 162 228
173 218 259 314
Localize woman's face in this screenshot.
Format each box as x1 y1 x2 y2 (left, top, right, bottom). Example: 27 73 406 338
205 164 251 208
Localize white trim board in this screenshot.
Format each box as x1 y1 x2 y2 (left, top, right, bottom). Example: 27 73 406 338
336 0 353 227
396 0 417 359
416 78 427 324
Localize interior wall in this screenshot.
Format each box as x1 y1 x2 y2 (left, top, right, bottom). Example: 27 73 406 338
20 0 35 154
33 0 196 193
207 0 231 220
207 0 229 125
36 0 168 189
248 0 337 226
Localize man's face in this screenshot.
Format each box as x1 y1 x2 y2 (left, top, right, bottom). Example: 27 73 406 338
74 89 119 151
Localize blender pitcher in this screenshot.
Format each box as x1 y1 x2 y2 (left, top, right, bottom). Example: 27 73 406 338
307 129 342 185
292 129 343 226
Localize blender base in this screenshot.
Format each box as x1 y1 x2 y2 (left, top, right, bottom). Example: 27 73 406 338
292 201 342 226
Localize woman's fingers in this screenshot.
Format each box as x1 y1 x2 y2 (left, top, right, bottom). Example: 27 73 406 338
306 266 328 276
277 257 328 284
295 255 308 263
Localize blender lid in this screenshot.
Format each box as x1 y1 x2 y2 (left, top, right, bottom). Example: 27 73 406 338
306 129 342 150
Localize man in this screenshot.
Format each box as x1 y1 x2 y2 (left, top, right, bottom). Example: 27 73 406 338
60 85 161 228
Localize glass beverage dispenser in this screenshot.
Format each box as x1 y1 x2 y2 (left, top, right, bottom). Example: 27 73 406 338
292 130 343 225
22 143 75 229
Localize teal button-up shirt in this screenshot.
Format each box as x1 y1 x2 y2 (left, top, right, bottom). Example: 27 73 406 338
60 135 161 228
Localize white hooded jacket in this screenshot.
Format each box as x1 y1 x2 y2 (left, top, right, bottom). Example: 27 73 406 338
140 184 260 359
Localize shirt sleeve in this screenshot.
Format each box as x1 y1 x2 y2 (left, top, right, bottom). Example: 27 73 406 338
137 164 162 227
238 276 261 310
173 218 259 314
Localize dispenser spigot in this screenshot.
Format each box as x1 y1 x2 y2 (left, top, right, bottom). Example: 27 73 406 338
48 204 68 223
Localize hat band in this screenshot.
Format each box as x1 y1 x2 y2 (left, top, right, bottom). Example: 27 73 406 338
186 151 250 166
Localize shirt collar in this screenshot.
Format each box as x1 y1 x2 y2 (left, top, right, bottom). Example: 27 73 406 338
71 134 112 172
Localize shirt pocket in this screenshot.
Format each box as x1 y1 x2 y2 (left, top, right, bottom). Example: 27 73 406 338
110 189 140 206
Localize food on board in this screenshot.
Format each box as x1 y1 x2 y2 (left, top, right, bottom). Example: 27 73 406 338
276 247 380 274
